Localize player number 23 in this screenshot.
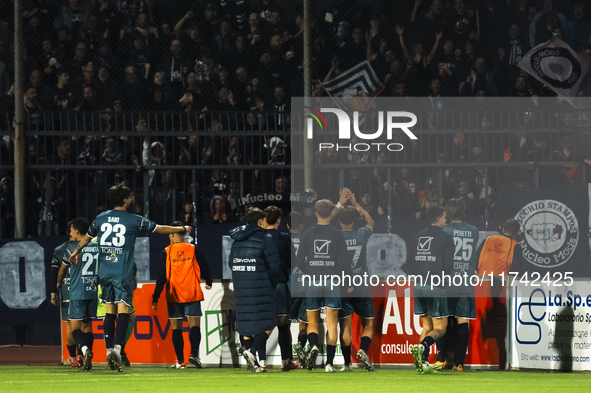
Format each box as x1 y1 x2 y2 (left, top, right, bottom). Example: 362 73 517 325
453 237 473 261
100 223 127 247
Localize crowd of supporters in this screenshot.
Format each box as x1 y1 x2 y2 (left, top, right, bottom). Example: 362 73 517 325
1 0 591 238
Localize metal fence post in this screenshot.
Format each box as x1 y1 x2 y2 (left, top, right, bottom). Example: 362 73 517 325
13 0 25 238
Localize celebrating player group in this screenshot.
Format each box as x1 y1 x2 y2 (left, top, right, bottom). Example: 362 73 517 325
51 183 512 374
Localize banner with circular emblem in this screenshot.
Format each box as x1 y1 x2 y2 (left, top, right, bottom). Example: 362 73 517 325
498 184 590 276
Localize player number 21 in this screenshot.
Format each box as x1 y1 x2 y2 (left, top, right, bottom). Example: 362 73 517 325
81 252 98 275
100 223 127 247
453 238 473 261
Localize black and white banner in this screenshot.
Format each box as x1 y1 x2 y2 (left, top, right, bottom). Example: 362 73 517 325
498 185 591 277
321 60 383 97
517 39 591 104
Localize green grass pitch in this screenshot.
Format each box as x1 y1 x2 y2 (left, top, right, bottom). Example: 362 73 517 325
1 366 589 393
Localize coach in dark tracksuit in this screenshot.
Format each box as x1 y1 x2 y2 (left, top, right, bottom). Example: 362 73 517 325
229 207 285 372
402 204 454 372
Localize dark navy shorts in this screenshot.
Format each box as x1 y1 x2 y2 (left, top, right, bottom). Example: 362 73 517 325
60 301 70 322
69 298 98 320
99 277 134 306
339 297 375 319
274 283 290 316
168 301 203 319
290 297 308 322
305 296 342 311
447 296 476 319
413 288 448 318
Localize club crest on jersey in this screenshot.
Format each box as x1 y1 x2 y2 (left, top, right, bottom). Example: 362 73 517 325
107 254 118 263
515 199 579 268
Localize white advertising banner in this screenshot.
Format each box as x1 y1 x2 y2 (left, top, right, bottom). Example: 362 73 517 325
510 281 591 370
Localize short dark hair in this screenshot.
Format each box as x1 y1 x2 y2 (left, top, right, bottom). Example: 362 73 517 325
245 207 267 226
264 205 282 225
68 217 90 235
502 218 520 237
287 211 303 231
445 198 465 221
426 205 446 224
337 205 357 225
107 183 133 208
315 199 334 219
169 220 186 234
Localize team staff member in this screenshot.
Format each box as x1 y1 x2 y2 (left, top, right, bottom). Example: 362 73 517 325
264 206 298 371
297 199 353 372
229 208 285 373
152 221 213 369
403 205 454 374
477 218 523 275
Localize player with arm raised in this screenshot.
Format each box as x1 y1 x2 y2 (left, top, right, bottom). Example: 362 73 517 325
58 217 99 371
337 190 375 372
440 198 479 372
297 199 353 372
68 183 190 372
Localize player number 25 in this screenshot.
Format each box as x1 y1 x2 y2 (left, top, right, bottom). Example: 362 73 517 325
453 237 473 261
100 223 127 247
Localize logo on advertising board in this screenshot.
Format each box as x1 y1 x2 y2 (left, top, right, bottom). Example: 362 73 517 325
515 287 546 345
514 200 579 268
204 284 236 356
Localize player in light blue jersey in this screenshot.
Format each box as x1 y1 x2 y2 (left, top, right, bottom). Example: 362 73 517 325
336 189 375 372
68 183 191 372
440 198 480 372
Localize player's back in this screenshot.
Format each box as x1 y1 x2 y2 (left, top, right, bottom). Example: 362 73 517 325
66 241 99 300
444 222 479 294
290 232 305 296
405 226 454 289
342 226 373 275
267 228 292 275
298 224 351 277
89 209 156 280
